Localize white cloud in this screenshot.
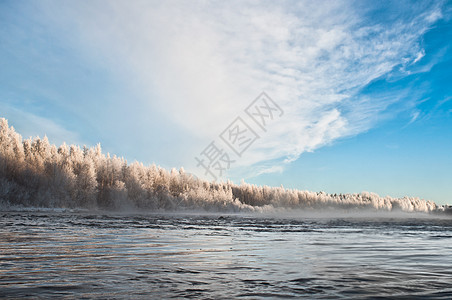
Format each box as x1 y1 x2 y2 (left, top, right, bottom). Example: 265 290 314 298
409 110 421 125
34 0 443 179
413 50 426 64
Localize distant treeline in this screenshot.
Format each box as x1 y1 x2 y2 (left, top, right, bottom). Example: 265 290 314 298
0 117 442 213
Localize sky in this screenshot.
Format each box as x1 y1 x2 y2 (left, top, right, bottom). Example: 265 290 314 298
1 0 451 205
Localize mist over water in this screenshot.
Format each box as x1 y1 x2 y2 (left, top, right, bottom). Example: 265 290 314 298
1 211 451 299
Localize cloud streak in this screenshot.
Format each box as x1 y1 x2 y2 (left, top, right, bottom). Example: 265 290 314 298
33 0 445 179
0 106 81 148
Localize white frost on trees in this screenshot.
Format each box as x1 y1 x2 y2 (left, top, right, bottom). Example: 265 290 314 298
0 117 440 213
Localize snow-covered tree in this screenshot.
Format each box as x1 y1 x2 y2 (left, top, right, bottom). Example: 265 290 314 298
0 117 442 214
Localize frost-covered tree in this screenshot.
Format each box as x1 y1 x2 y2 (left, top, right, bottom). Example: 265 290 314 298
0 117 441 213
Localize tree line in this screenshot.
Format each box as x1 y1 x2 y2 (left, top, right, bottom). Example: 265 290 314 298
0 117 440 213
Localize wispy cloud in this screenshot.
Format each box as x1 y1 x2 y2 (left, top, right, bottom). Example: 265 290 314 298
0 104 81 146
408 110 421 125
32 0 445 179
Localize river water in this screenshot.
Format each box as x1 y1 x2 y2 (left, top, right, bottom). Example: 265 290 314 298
1 211 451 299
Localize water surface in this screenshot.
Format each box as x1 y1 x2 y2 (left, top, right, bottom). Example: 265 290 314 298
1 212 451 298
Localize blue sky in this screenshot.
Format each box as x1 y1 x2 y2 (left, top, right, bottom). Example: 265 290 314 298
1 0 451 204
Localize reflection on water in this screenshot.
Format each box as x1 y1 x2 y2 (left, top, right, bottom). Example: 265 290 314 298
1 212 452 298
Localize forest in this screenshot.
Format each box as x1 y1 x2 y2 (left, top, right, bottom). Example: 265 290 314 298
0 117 441 213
